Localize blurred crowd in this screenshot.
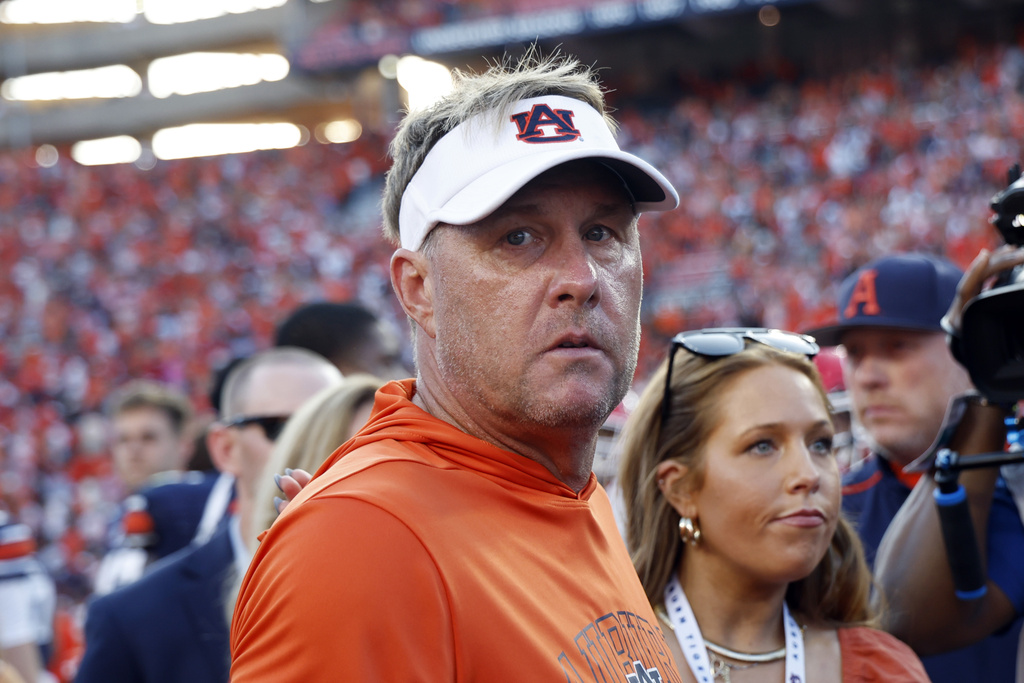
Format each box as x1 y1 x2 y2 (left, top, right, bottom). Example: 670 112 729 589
316 0 601 34
2 31 1023 681
630 38 1019 378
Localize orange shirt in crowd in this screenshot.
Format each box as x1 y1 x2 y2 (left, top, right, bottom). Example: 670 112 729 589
231 380 680 682
839 627 931 682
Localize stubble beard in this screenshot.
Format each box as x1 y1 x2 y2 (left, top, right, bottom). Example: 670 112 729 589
435 319 639 434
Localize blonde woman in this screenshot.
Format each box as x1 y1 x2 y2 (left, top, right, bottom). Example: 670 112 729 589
252 374 383 545
619 328 928 682
221 374 383 627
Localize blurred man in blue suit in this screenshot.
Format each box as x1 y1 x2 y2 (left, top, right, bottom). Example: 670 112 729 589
75 348 342 683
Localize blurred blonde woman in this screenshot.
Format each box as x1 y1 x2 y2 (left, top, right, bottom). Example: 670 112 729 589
252 375 383 539
618 328 928 682
225 375 383 625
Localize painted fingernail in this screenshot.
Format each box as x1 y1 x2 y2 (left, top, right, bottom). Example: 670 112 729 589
274 473 283 491
274 496 285 513
284 468 294 477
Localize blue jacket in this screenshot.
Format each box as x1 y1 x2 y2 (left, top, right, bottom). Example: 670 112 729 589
76 524 234 683
843 455 1024 683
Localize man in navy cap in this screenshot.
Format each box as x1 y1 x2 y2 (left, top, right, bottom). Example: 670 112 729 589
806 252 1024 683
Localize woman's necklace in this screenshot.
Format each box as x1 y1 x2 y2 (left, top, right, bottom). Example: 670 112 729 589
704 642 785 683
657 608 785 683
704 639 785 663
660 574 806 683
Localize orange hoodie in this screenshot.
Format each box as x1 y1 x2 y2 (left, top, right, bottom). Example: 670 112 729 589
231 380 680 682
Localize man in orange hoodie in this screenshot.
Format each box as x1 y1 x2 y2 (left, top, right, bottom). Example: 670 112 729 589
231 51 681 682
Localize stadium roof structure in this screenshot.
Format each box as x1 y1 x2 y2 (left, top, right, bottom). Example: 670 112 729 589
0 1 354 151
292 0 822 73
0 0 1019 158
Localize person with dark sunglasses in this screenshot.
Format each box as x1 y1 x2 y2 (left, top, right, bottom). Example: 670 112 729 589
618 328 928 682
220 415 291 443
77 347 342 683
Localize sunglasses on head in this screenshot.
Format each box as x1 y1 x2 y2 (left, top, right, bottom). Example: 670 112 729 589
660 327 820 426
223 414 290 442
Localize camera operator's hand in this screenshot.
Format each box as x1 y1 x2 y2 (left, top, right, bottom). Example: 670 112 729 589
941 245 1024 335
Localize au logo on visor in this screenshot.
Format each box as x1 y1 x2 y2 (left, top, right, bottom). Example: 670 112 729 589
510 104 581 143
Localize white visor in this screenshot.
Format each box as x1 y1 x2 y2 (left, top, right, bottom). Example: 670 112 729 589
398 94 679 251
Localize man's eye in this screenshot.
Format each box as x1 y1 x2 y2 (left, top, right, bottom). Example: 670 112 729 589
506 230 531 246
585 226 610 241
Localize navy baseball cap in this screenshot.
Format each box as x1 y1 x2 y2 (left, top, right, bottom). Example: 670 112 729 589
804 253 963 347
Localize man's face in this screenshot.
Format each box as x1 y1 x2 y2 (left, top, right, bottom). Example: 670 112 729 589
112 406 186 491
225 363 341 501
425 160 642 434
356 321 409 381
841 328 972 467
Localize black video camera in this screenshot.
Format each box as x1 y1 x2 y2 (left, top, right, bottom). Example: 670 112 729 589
958 163 1024 404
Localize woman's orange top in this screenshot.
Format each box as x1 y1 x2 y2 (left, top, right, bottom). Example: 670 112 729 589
840 627 931 682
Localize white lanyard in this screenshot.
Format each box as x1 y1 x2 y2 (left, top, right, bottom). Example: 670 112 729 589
662 574 806 683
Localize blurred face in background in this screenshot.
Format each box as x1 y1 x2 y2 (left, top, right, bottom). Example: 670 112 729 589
840 328 971 468
220 362 342 503
355 321 408 381
111 406 188 492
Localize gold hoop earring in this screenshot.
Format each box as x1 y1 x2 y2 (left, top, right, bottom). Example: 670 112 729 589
679 516 702 546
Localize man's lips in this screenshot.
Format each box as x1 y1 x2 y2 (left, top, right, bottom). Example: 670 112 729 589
548 331 602 352
862 404 900 420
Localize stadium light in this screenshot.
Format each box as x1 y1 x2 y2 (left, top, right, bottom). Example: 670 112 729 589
316 119 362 144
152 122 304 160
148 53 290 98
1 65 142 101
71 136 142 166
143 0 286 24
0 0 136 24
35 145 59 168
759 5 781 27
378 55 400 80
396 56 453 112
1 0 289 24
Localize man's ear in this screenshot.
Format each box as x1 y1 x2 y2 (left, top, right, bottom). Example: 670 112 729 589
206 424 239 477
655 459 698 520
391 248 436 339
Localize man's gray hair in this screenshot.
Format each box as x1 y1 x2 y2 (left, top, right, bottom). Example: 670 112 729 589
381 49 613 246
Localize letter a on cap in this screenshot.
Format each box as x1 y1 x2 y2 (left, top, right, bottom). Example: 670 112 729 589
510 104 581 143
844 269 881 319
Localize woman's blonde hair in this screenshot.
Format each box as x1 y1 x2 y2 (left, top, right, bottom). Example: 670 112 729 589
251 374 383 536
618 342 877 627
226 375 384 625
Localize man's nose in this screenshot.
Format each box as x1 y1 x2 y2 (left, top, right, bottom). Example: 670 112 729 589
849 354 888 389
549 238 599 307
